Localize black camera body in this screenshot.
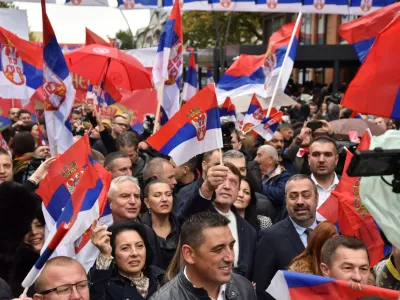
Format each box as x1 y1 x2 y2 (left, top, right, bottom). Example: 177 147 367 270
221 120 235 152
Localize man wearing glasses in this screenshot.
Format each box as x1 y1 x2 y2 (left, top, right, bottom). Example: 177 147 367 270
32 257 89 300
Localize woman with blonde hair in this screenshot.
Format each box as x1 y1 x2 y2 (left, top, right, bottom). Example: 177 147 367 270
288 221 338 275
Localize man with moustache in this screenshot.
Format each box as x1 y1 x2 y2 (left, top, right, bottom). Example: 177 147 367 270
252 174 318 300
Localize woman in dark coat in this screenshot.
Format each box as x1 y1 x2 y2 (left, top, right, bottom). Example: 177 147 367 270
140 180 180 271
89 220 164 300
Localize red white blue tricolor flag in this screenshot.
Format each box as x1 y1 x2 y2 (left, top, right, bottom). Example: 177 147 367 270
219 97 237 123
339 2 400 62
147 84 222 166
216 20 299 112
206 66 215 85
152 0 183 125
253 111 283 141
302 0 349 14
182 50 198 102
0 26 43 107
349 0 395 16
41 0 75 155
267 271 399 300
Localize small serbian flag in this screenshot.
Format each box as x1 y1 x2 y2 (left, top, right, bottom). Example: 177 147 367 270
267 271 399 300
341 13 400 119
219 97 236 122
147 84 222 166
349 0 395 16
253 111 283 141
41 0 75 155
302 0 349 14
242 94 278 132
182 50 198 102
0 26 43 107
339 2 400 62
152 0 183 124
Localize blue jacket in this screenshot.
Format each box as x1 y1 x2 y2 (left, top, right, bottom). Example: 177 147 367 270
260 168 291 222
177 181 257 279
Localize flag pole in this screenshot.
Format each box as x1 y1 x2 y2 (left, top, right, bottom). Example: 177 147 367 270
153 79 165 134
264 12 302 119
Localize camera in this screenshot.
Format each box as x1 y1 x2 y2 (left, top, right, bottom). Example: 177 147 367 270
347 148 400 193
220 119 235 152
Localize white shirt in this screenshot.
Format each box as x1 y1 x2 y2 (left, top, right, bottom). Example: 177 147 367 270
184 266 226 300
289 217 318 247
311 173 340 221
215 208 239 267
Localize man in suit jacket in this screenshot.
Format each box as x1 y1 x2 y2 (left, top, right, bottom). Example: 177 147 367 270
252 174 319 299
178 162 257 279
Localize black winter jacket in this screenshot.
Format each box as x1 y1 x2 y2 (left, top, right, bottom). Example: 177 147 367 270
0 278 12 300
89 264 164 300
149 271 257 300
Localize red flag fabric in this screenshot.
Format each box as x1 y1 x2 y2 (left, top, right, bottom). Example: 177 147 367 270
341 14 400 119
85 28 110 47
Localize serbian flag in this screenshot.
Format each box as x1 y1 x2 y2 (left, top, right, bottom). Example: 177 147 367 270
216 20 298 112
147 84 222 166
41 0 75 155
152 0 183 125
22 157 104 288
182 50 198 102
85 27 110 47
341 13 400 119
219 97 236 123
0 26 43 107
242 94 278 132
253 111 283 141
339 2 400 62
302 0 349 14
318 131 387 267
117 0 158 9
206 66 215 85
349 0 395 16
267 271 399 300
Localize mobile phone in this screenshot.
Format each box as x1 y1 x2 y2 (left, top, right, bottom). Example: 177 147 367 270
307 121 323 132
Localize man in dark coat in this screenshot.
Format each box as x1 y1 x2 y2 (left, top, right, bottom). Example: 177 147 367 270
150 212 256 300
252 174 319 300
178 163 256 279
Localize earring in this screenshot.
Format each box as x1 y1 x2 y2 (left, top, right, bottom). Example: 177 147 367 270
148 207 151 214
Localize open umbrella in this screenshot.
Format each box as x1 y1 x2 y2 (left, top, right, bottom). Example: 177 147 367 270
329 118 385 140
64 44 153 95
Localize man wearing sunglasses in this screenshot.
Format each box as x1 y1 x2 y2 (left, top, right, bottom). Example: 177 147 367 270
32 257 89 300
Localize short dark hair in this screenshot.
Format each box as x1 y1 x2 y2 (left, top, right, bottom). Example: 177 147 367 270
143 157 172 182
181 211 230 251
321 235 369 267
279 123 292 131
71 109 81 116
17 109 31 118
116 131 139 150
203 149 219 164
181 156 197 172
285 174 318 196
310 135 338 154
0 148 10 158
13 132 35 156
144 179 170 198
109 220 153 275
104 151 129 170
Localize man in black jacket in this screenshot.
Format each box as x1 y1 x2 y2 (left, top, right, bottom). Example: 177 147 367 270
252 174 319 300
150 212 256 300
178 163 257 279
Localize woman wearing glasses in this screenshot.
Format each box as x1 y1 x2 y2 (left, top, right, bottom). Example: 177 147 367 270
89 220 165 300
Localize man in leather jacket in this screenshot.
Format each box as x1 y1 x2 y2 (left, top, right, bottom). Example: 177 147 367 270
149 212 256 300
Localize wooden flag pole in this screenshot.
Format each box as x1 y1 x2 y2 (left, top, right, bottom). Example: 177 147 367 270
264 12 302 119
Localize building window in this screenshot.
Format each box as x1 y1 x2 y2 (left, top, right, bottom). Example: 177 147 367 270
317 14 326 45
300 14 312 45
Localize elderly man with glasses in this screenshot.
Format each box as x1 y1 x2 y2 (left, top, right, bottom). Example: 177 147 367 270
32 257 90 300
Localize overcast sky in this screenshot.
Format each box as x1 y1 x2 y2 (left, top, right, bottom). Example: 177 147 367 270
15 2 151 43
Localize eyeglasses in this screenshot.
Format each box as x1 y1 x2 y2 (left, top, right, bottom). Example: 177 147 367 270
40 280 90 297
113 122 129 128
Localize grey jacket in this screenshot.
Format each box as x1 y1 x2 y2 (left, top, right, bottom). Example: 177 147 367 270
149 271 256 300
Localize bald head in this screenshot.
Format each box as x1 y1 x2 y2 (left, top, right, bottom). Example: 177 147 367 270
33 257 88 300
258 145 278 161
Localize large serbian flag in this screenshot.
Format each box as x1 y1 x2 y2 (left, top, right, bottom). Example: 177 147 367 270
0 26 43 107
147 84 222 166
267 271 399 300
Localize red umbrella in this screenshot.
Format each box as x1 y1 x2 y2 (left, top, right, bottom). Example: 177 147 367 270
64 44 153 93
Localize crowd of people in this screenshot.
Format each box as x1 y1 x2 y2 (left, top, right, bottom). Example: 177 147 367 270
0 83 399 300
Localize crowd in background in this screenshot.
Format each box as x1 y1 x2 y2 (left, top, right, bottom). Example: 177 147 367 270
0 81 399 300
